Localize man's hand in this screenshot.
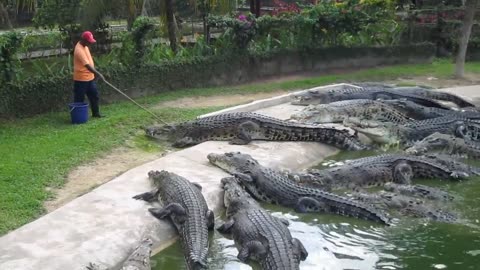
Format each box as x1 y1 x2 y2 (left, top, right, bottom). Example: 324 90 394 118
85 64 105 81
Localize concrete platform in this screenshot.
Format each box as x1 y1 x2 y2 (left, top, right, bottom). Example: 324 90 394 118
437 85 480 106
0 85 340 270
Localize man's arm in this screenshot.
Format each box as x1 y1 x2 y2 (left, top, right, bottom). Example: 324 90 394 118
85 64 105 81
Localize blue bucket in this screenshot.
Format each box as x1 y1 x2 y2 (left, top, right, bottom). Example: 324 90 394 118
68 102 89 124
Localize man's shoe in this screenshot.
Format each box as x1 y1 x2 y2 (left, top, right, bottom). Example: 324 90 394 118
92 114 104 118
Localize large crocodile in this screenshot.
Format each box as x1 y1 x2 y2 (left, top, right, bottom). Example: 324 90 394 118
350 191 458 223
383 99 480 120
293 154 471 190
207 152 391 225
86 238 153 270
291 85 475 108
406 132 480 159
291 86 452 109
218 177 308 270
145 112 369 150
133 171 214 270
346 116 480 145
290 99 413 125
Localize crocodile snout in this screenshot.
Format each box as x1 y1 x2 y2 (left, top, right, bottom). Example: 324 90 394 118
207 153 220 163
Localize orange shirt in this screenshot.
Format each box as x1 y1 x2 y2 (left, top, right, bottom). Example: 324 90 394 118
73 42 95 81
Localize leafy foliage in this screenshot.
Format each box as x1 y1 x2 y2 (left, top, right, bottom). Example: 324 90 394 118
0 31 23 83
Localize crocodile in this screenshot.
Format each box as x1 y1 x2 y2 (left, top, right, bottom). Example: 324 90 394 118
382 99 480 120
406 132 480 159
290 99 413 125
207 152 391 225
86 238 153 270
346 115 480 145
291 86 452 109
291 85 475 108
350 191 458 223
292 154 470 190
145 112 369 151
217 177 308 270
133 171 214 270
383 182 454 201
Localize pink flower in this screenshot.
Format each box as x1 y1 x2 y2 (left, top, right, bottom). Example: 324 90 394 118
238 14 247 21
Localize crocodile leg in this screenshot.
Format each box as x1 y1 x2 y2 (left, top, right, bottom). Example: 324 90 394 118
294 197 328 213
454 122 467 138
132 189 159 203
233 172 255 183
191 182 203 191
230 121 257 145
237 240 268 262
217 219 235 234
148 203 187 223
276 217 290 226
86 262 108 270
206 210 215 230
292 238 308 261
392 161 413 185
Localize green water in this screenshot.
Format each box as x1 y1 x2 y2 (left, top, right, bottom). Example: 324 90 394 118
151 151 480 270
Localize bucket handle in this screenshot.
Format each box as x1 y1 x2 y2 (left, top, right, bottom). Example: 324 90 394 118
69 104 85 113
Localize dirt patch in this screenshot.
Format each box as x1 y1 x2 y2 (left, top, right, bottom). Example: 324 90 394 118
156 91 290 109
390 73 480 88
44 147 163 212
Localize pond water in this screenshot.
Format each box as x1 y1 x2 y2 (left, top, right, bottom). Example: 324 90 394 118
150 150 480 270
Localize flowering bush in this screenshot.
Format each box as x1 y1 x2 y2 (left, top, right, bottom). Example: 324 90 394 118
271 0 301 17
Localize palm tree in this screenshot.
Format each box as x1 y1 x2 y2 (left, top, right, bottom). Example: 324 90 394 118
455 0 479 78
159 0 237 52
126 0 144 30
0 0 38 29
0 1 12 29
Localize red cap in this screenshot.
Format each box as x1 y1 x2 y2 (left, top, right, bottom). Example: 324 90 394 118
81 31 96 43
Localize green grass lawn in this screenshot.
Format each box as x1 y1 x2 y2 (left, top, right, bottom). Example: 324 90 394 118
1 59 479 236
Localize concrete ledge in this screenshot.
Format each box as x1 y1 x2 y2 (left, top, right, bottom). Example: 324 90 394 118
199 83 349 118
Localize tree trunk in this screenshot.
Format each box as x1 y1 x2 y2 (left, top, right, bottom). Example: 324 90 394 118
0 2 12 29
255 0 261 17
165 0 177 52
249 0 255 14
203 14 210 44
455 0 478 78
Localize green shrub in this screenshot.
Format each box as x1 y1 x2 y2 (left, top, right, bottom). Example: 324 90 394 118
0 32 24 83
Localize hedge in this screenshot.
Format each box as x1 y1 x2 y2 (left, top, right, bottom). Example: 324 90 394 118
0 44 436 119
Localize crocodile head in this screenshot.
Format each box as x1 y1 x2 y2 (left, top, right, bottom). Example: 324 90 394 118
291 90 333 106
145 123 187 142
405 132 454 155
208 152 259 174
343 119 398 144
290 104 337 123
221 177 257 213
147 170 172 186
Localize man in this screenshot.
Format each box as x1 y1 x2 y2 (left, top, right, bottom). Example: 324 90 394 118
73 31 105 118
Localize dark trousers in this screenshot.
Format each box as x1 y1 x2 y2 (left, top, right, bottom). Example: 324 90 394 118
73 80 100 116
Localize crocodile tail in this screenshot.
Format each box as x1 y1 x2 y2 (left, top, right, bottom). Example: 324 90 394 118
350 204 391 225
188 259 207 270
329 199 391 225
429 92 476 108
318 128 370 151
